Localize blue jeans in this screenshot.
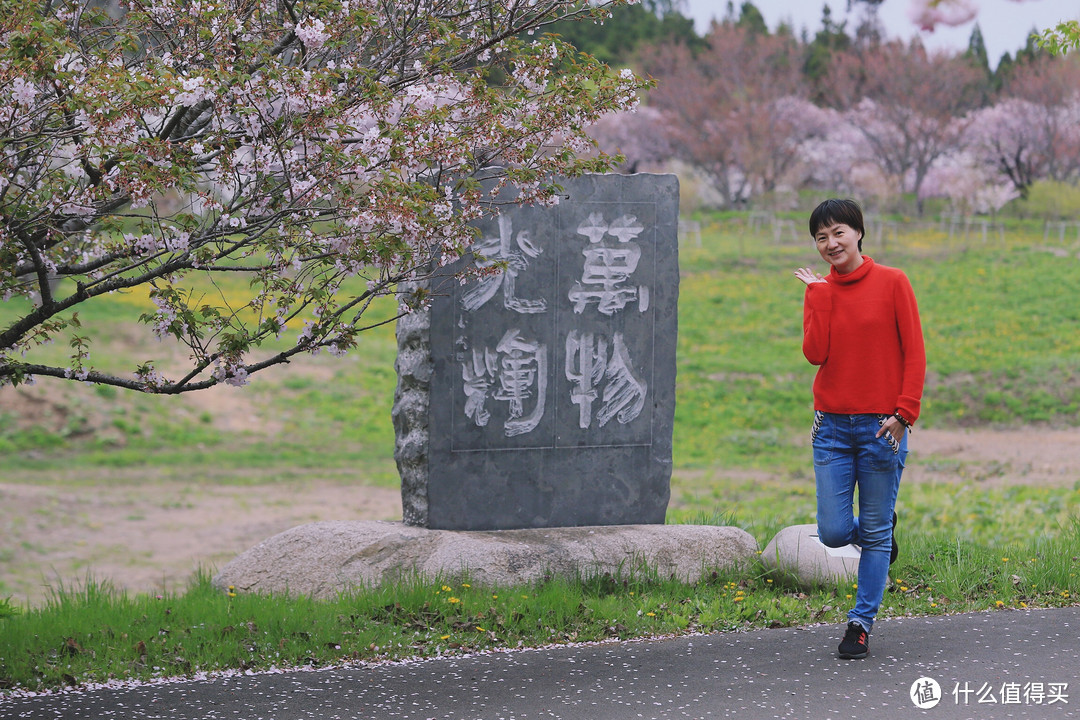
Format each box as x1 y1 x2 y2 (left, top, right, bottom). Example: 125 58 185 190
812 411 907 631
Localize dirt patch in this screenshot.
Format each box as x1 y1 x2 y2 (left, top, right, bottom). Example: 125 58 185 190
0 477 401 607
906 428 1080 486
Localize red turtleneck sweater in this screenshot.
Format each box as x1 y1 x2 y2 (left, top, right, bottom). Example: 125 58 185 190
802 256 926 424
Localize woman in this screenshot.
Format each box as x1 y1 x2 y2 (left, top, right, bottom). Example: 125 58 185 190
793 198 926 660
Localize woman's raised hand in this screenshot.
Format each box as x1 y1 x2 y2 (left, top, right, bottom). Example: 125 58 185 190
793 267 826 286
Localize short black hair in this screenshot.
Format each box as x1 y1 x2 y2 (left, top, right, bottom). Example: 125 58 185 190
809 198 865 251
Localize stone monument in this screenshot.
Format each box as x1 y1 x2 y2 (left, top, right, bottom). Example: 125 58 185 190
214 173 760 597
393 173 680 530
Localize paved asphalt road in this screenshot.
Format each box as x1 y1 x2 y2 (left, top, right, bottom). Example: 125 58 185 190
2 606 1079 720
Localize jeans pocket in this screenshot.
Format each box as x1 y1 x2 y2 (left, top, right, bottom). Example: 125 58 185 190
875 415 900 455
871 415 900 470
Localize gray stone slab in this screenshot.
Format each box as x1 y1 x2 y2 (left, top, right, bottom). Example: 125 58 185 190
212 520 757 598
394 173 680 530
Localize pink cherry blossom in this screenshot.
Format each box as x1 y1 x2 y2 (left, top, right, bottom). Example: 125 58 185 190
908 0 977 32
908 0 1046 32
9 77 37 106
920 151 1019 214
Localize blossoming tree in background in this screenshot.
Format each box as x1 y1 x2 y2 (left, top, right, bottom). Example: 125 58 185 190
834 40 985 215
643 23 805 207
1002 56 1080 185
586 106 672 174
918 151 1019 215
0 0 647 392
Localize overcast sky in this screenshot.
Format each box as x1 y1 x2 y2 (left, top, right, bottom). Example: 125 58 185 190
681 0 1078 66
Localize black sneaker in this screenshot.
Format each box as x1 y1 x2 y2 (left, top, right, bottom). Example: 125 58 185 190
890 511 899 565
838 621 869 659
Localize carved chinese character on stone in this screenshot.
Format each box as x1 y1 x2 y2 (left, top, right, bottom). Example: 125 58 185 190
568 213 650 316
461 215 547 314
565 330 646 430
461 329 548 437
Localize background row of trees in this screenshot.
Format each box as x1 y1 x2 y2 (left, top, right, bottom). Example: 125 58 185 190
575 1 1080 216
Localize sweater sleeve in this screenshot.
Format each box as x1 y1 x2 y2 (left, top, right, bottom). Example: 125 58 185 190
893 273 926 424
802 282 832 366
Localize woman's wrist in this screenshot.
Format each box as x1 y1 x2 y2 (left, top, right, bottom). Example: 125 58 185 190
893 411 911 428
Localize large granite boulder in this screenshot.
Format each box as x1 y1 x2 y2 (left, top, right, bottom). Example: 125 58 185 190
213 521 758 598
760 524 861 587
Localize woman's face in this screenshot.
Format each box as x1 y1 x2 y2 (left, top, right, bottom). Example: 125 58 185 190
814 222 863 274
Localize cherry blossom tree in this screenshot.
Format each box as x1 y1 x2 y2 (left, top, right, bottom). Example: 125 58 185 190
831 40 984 214
644 22 805 206
919 151 1019 214
0 0 647 392
961 53 1080 199
966 99 1055 197
642 40 749 205
739 94 826 196
791 106 871 193
587 106 672 173
1001 54 1080 185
